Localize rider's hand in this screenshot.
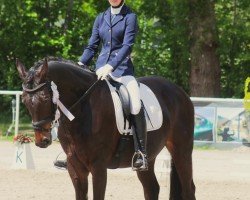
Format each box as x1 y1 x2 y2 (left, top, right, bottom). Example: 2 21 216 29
78 61 84 66
77 62 89 69
96 64 113 80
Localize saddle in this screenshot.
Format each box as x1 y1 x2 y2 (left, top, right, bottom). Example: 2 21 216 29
108 78 131 120
106 78 163 135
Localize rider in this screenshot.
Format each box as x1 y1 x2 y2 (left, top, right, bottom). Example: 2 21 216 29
54 0 148 171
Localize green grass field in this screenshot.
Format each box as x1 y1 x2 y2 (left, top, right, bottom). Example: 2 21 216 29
0 120 33 142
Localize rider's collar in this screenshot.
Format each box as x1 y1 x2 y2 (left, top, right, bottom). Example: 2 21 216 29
111 3 124 15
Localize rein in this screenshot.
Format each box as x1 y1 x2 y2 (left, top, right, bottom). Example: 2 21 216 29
69 79 101 111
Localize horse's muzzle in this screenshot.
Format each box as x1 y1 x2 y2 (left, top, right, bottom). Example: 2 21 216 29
35 137 52 148
35 131 52 148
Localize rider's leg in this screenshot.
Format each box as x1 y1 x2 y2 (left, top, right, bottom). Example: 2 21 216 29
130 106 148 170
111 75 148 170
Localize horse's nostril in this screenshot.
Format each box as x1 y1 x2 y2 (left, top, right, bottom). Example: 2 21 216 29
43 138 50 145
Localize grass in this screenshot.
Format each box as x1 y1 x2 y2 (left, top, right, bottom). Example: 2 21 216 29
0 121 33 142
0 135 15 142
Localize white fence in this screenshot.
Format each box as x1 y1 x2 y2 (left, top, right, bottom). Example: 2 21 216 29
0 91 249 143
0 91 22 137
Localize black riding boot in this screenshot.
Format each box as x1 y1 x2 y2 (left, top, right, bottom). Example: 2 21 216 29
54 159 67 169
131 107 148 171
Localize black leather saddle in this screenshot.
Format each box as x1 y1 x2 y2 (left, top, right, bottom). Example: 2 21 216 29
107 76 131 120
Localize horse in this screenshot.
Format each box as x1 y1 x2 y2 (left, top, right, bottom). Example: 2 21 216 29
16 57 196 200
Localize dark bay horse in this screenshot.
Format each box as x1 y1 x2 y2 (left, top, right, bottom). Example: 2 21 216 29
16 57 196 200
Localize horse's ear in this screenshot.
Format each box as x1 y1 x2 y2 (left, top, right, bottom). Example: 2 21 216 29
16 58 27 81
36 58 48 82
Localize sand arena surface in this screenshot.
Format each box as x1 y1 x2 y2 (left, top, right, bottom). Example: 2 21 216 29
0 141 250 200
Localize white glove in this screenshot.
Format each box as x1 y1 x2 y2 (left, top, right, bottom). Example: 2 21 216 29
78 62 84 66
96 64 113 80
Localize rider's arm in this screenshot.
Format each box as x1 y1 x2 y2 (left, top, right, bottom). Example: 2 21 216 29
108 13 138 70
79 15 101 65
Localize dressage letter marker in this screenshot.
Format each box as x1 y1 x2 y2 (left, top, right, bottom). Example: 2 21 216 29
16 151 23 163
11 143 35 170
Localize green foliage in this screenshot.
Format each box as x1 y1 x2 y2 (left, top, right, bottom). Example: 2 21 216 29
131 0 190 91
215 0 250 97
0 0 249 115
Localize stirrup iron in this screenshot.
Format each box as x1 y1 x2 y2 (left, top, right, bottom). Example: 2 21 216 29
131 150 148 171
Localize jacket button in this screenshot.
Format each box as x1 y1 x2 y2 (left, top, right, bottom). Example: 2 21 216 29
109 29 111 32
108 41 110 44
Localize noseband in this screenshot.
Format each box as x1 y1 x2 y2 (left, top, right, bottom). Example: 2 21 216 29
22 81 56 132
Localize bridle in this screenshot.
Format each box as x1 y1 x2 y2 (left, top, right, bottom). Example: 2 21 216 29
22 81 56 132
22 79 101 132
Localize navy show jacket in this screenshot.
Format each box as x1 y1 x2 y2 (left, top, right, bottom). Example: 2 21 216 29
79 5 138 77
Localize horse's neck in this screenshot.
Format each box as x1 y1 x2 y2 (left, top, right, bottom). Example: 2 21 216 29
48 65 96 107
52 67 113 148
58 81 112 149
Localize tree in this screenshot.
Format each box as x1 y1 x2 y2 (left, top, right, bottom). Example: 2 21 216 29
0 0 249 109
188 0 221 97
216 0 250 97
132 0 191 92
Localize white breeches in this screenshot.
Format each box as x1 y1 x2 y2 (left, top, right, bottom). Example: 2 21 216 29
110 75 141 115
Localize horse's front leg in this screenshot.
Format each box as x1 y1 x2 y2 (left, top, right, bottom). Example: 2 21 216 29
91 166 107 200
68 160 89 200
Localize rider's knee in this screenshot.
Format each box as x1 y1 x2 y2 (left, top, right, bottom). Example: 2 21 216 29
130 101 141 115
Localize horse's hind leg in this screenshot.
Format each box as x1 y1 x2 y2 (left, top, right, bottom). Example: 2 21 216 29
136 159 160 200
167 137 196 200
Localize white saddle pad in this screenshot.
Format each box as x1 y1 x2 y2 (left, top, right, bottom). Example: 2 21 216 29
106 81 163 134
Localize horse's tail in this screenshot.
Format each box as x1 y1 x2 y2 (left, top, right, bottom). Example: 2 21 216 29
169 159 182 199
